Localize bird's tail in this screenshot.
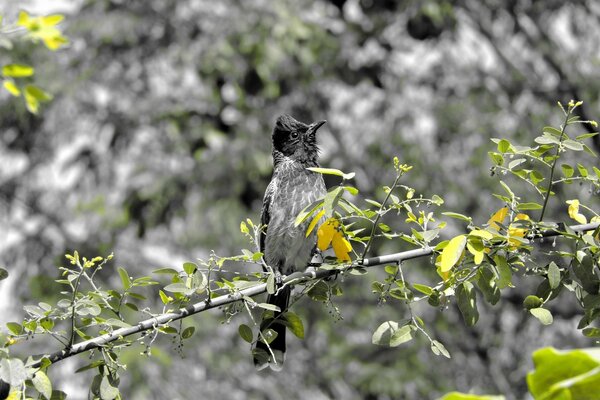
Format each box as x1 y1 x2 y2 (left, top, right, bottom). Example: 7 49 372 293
253 285 291 371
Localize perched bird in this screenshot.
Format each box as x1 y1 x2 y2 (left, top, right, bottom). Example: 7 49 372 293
254 114 327 371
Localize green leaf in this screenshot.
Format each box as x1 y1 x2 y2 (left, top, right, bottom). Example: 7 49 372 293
582 328 600 338
493 255 512 289
0 358 27 386
2 64 34 77
152 268 179 275
6 322 22 335
456 282 479 326
24 85 52 114
283 312 305 339
530 307 553 325
261 328 278 344
543 126 564 137
441 212 472 222
181 326 195 339
563 139 584 151
488 152 504 166
527 347 600 399
306 167 355 180
257 303 280 312
577 163 589 177
343 186 359 195
523 295 543 310
294 199 324 227
431 340 451 358
307 280 329 302
117 267 131 290
497 139 511 153
99 375 119 400
266 273 276 295
412 283 433 296
517 202 543 210
372 321 413 347
183 262 197 275
238 324 253 343
562 164 574 178
547 262 561 290
322 186 344 218
158 290 172 304
576 132 599 140
32 371 52 399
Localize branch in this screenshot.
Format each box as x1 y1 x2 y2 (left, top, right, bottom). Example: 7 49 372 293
30 221 600 369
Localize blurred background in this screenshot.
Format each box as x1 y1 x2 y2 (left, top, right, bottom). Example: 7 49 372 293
1 0 599 398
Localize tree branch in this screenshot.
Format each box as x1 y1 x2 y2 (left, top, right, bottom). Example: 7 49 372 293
30 221 600 369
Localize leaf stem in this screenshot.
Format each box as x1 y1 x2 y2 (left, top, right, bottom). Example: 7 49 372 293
539 110 571 222
360 173 402 260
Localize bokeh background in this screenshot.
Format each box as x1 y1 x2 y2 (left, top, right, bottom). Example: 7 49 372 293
1 0 599 399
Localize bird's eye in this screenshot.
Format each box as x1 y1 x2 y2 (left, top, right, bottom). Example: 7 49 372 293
290 131 299 139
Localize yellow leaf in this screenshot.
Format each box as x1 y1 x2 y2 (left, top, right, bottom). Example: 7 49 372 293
467 242 484 265
469 229 493 240
317 218 337 251
332 232 352 261
567 199 587 224
3 80 20 96
488 207 508 230
440 235 467 272
41 14 65 26
306 209 325 237
7 391 21 400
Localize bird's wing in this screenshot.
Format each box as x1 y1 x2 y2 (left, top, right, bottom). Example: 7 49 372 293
260 179 276 254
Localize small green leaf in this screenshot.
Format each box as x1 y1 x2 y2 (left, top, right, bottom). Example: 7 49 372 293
257 303 280 312
238 324 253 343
439 392 505 400
390 325 413 347
372 321 412 347
441 212 472 222
307 280 329 302
183 262 197 275
547 262 561 290
181 326 195 339
456 282 479 326
530 307 553 325
563 139 584 151
283 312 305 339
118 267 131 290
306 167 355 180
343 186 359 195
0 358 27 386
543 126 563 137
431 340 451 358
523 295 543 310
516 202 543 210
412 283 433 295
6 322 22 335
562 164 574 178
99 375 119 400
158 290 172 304
32 371 52 399
497 139 511 153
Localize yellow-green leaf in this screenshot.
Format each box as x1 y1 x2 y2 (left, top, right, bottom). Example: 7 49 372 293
469 229 493 240
2 64 34 77
306 167 355 180
305 209 325 237
440 235 466 272
3 80 20 96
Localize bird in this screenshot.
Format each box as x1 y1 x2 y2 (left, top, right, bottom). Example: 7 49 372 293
253 114 327 371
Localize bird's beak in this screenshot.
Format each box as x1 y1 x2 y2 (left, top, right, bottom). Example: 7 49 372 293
309 120 327 133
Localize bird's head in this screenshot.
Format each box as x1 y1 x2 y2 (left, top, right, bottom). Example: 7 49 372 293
272 114 326 166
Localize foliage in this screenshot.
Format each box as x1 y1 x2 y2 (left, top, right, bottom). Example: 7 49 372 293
3 1 600 399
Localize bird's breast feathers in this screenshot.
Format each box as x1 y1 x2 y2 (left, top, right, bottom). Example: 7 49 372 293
264 163 326 274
